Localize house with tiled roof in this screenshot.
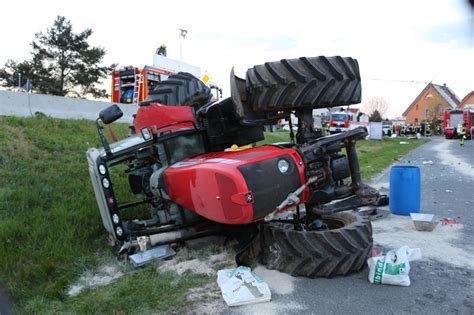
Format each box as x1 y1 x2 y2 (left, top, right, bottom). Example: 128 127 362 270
402 83 460 124
458 91 474 109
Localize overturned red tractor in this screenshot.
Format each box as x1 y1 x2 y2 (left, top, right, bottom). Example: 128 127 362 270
87 56 387 277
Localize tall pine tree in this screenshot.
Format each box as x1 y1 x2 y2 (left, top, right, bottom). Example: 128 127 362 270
0 16 115 98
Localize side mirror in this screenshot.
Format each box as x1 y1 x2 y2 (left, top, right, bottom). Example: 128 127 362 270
99 104 123 124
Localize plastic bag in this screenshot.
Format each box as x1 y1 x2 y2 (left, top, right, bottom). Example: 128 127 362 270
367 246 422 286
217 266 271 306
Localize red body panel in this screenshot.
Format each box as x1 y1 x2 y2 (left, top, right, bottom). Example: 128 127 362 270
164 146 308 224
134 103 196 133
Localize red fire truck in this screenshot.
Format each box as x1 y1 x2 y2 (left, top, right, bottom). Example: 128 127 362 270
111 54 221 105
443 109 474 139
111 66 172 104
329 110 353 134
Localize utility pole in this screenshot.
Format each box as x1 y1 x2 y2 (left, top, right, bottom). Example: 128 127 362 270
177 28 188 62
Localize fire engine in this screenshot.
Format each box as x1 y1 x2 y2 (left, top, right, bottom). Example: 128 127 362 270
443 109 474 139
329 110 353 134
111 54 221 105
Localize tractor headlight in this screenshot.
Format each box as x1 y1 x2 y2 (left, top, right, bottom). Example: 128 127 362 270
277 159 290 173
116 226 123 236
102 178 110 189
98 164 107 175
112 213 120 224
141 128 152 141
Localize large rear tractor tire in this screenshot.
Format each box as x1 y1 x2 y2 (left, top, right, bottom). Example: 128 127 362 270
246 56 361 112
257 212 372 278
143 72 211 108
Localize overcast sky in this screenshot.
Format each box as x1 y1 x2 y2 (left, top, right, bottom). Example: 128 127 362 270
1 0 473 118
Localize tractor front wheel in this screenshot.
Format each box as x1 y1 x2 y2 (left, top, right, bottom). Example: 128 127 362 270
258 212 372 278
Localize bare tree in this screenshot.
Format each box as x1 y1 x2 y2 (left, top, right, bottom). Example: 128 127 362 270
363 96 389 120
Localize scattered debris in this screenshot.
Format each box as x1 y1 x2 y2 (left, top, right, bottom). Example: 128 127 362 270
159 250 234 276
436 140 474 177
68 261 125 296
410 213 438 232
161 258 215 276
441 217 460 225
372 215 474 269
399 141 409 145
367 245 422 286
129 244 175 268
371 248 384 257
217 266 271 306
422 160 433 165
253 265 295 295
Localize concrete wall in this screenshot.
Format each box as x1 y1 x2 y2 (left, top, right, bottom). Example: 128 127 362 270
0 90 137 123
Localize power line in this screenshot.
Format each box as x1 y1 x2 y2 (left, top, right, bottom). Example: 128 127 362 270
364 77 430 84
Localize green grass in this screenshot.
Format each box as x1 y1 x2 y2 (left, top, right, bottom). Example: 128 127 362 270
22 266 209 314
0 115 131 308
0 116 427 311
258 131 292 145
357 137 428 179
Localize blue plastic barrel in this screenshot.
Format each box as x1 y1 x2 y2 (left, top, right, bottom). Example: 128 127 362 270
389 166 420 215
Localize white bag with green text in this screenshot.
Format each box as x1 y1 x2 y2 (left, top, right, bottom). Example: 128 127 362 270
217 266 271 306
367 246 422 286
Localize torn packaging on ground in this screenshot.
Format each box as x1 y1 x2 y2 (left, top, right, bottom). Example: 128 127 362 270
217 266 271 306
368 246 422 286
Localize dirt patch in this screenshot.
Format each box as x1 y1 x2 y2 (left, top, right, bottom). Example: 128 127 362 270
160 250 235 276
372 214 474 269
161 258 215 276
185 282 227 314
173 250 236 314
67 261 126 296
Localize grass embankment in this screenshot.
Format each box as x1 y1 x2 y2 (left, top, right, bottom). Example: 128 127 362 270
0 116 427 312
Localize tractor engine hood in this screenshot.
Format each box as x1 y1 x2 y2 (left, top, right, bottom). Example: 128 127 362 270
163 146 308 224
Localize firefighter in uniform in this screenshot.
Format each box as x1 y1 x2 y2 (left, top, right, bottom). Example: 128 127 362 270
459 122 467 146
323 121 330 136
436 123 442 135
157 43 167 56
425 121 432 136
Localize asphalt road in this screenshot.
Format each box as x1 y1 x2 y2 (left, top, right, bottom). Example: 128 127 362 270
227 137 474 315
